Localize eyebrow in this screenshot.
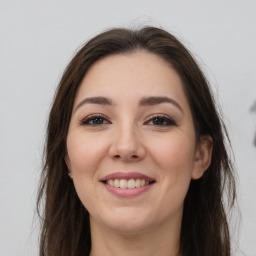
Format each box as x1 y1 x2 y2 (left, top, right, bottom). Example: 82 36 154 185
75 96 113 112
75 96 183 113
139 96 184 113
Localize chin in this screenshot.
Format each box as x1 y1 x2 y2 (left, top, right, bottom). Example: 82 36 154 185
93 208 155 234
107 219 151 234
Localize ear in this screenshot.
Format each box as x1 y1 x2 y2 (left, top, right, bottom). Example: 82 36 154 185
65 154 71 169
192 135 213 180
65 154 73 179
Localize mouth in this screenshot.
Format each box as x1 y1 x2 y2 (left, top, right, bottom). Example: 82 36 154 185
100 172 156 193
102 178 155 189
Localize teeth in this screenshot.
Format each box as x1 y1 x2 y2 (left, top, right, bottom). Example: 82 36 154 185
107 178 150 188
135 178 141 188
119 179 127 189
127 179 135 189
114 179 119 187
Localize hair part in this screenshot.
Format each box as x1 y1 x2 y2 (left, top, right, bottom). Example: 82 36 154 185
37 26 236 256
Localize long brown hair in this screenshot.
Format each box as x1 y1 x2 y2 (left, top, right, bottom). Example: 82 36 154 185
37 26 236 256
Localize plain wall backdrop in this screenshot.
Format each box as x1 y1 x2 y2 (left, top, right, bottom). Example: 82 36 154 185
0 0 255 255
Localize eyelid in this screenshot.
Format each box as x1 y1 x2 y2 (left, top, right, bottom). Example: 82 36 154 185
78 113 177 126
144 113 178 126
79 113 111 125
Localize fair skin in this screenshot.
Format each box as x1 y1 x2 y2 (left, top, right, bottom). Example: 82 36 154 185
66 52 212 256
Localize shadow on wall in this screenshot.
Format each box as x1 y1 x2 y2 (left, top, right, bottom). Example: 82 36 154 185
250 100 256 147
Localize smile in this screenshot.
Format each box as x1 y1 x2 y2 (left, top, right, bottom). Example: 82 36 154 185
104 178 154 189
100 172 156 197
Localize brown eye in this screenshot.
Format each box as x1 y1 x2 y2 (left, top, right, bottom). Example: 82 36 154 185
80 115 110 126
146 115 177 126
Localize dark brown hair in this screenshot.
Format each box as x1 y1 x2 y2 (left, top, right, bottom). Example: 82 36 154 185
37 26 236 256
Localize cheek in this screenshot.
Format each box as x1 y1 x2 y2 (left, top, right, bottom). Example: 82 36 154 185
66 133 107 211
67 133 108 175
149 133 196 202
150 134 196 174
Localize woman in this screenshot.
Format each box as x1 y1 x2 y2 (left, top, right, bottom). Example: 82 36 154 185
37 26 236 256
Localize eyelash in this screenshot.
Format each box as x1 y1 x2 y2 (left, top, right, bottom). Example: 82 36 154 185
144 114 177 127
79 114 177 127
79 114 110 126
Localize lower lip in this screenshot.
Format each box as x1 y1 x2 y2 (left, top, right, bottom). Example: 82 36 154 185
103 183 154 197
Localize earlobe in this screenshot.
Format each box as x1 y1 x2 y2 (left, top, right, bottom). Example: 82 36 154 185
192 135 213 180
65 155 71 169
65 155 73 179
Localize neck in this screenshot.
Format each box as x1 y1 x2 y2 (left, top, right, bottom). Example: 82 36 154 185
89 216 181 256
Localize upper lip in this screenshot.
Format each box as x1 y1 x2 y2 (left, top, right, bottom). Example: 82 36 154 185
100 172 155 182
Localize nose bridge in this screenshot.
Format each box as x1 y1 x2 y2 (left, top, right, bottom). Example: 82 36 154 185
109 119 145 161
118 121 137 148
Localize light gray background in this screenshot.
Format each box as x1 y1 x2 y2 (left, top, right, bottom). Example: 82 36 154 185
0 0 255 255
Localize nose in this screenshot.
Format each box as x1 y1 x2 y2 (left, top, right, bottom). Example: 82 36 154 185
108 123 146 162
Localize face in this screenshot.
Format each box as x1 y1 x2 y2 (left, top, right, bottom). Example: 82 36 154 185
66 52 210 234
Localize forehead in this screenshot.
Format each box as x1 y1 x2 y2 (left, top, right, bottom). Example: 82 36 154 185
74 52 189 109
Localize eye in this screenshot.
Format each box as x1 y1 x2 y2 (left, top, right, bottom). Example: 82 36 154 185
145 114 177 126
80 114 111 126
